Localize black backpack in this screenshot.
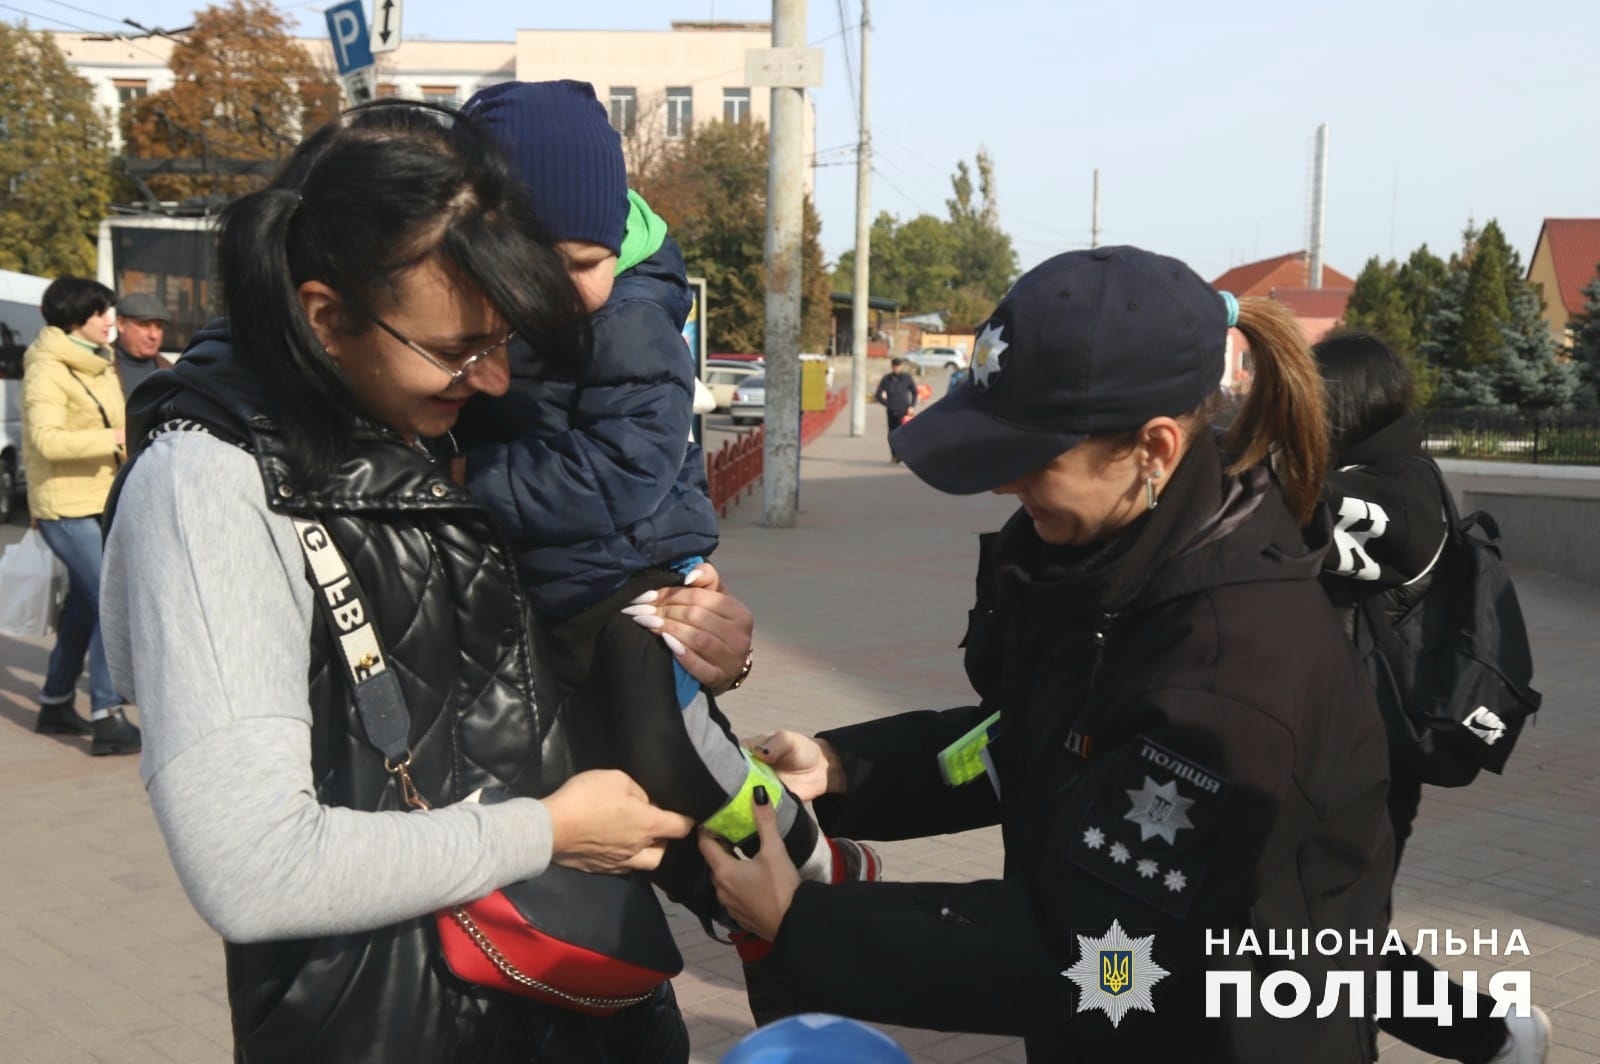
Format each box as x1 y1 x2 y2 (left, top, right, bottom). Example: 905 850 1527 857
1356 459 1541 787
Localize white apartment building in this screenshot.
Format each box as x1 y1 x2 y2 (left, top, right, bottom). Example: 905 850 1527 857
52 20 816 184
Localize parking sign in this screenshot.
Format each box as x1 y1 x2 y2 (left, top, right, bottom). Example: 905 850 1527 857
325 0 374 77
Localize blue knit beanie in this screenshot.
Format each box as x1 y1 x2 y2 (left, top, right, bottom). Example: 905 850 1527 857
465 80 628 255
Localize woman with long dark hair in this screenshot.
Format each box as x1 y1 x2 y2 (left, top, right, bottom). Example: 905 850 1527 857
96 102 730 1063
1315 332 1548 1064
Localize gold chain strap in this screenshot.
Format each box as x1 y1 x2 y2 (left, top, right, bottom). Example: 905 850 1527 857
449 905 657 1011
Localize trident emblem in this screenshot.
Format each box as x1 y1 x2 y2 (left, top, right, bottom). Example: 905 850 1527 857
1100 950 1132 996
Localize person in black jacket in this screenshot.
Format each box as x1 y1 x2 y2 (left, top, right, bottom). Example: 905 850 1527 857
874 357 919 462
700 247 1396 1062
95 101 767 1064
1315 332 1549 1064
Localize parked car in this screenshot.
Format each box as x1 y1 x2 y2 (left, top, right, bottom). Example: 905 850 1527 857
703 362 762 411
902 345 969 374
730 374 766 425
0 268 50 524
710 352 765 364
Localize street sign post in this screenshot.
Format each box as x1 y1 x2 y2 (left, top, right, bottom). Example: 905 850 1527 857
372 0 402 54
325 0 375 105
325 0 374 76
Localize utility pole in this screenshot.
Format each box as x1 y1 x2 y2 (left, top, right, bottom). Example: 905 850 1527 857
848 0 871 437
1091 168 1101 249
1308 122 1330 289
760 0 807 526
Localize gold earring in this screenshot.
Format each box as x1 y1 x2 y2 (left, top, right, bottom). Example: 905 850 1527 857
1146 472 1161 511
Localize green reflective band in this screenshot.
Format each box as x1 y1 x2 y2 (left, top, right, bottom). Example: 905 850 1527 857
938 710 1002 787
703 753 785 844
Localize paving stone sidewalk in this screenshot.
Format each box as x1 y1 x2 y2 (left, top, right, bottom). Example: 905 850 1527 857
1 416 1595 1063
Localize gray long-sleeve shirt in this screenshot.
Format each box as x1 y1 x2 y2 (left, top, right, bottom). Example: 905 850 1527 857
100 432 555 943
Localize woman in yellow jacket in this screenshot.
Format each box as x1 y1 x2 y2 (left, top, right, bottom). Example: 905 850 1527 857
22 277 139 755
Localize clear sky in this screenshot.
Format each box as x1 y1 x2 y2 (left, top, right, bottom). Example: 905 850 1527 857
20 0 1600 284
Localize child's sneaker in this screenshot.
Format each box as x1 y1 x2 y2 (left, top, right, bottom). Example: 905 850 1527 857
828 836 882 883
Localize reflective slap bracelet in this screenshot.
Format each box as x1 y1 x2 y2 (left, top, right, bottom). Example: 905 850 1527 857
938 710 1001 787
703 751 785 845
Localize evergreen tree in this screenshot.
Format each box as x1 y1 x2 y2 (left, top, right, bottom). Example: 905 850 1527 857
0 23 116 276
1342 257 1413 350
1396 244 1449 339
1457 220 1512 368
1568 267 1600 402
1495 283 1584 409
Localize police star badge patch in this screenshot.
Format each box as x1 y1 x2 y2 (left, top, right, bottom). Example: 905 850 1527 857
969 319 1008 389
1062 919 1169 1027
1067 739 1229 917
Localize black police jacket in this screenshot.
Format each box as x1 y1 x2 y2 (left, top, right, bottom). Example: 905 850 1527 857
114 328 684 1063
778 432 1394 1063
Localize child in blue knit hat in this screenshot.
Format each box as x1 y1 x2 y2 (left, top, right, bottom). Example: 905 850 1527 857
457 80 879 1003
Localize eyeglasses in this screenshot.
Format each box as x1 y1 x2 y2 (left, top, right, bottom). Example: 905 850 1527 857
362 310 515 384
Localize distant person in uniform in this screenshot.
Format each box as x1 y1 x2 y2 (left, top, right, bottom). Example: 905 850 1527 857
873 357 918 463
111 293 171 403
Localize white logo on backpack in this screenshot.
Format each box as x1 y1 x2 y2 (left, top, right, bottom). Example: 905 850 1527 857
1463 706 1506 746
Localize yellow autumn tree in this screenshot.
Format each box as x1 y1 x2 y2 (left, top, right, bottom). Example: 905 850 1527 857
0 23 116 275
124 0 340 200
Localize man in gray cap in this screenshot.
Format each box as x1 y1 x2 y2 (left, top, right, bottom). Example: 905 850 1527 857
112 292 171 402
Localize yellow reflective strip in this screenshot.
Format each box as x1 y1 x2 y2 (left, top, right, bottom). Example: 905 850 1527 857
938 710 1002 787
702 753 785 844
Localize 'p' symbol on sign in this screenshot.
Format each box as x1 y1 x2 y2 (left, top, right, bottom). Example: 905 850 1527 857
324 0 374 76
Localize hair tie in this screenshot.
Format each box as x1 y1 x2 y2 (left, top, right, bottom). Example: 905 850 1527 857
1219 291 1239 328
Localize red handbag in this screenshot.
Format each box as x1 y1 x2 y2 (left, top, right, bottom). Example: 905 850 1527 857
293 515 684 1017
436 862 684 1015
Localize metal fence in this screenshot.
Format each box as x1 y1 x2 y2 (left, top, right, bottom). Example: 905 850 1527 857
706 387 850 515
1418 409 1600 465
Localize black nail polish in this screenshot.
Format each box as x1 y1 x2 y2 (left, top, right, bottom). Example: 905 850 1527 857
753 785 769 806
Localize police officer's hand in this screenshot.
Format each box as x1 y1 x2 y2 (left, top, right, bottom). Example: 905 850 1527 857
746 731 844 801
698 786 800 942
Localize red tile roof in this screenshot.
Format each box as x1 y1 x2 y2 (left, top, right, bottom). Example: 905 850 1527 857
1532 219 1600 317
1269 287 1353 319
1211 251 1356 297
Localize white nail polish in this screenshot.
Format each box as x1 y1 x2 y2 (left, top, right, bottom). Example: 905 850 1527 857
628 589 659 605
661 632 687 656
619 604 657 617
683 568 705 586
630 614 665 630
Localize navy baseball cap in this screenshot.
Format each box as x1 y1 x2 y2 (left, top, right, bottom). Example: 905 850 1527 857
891 246 1230 495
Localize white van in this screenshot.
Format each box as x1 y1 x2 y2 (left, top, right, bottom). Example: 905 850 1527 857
0 268 52 523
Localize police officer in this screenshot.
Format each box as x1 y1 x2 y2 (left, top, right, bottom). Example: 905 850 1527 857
701 247 1395 1062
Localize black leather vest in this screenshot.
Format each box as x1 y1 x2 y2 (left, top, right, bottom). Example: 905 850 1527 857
114 342 681 1062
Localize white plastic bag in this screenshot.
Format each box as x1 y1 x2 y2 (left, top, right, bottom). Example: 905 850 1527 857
0 529 67 638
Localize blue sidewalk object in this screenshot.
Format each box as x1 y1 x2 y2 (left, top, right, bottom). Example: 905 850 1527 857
720 1014 912 1063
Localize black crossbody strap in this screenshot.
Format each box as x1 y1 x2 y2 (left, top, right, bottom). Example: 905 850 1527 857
67 367 122 467
290 515 427 809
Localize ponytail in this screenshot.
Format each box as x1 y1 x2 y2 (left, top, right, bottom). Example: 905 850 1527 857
219 178 356 486
1221 297 1328 525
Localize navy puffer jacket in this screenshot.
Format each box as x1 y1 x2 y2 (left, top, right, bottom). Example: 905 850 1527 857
462 237 719 623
